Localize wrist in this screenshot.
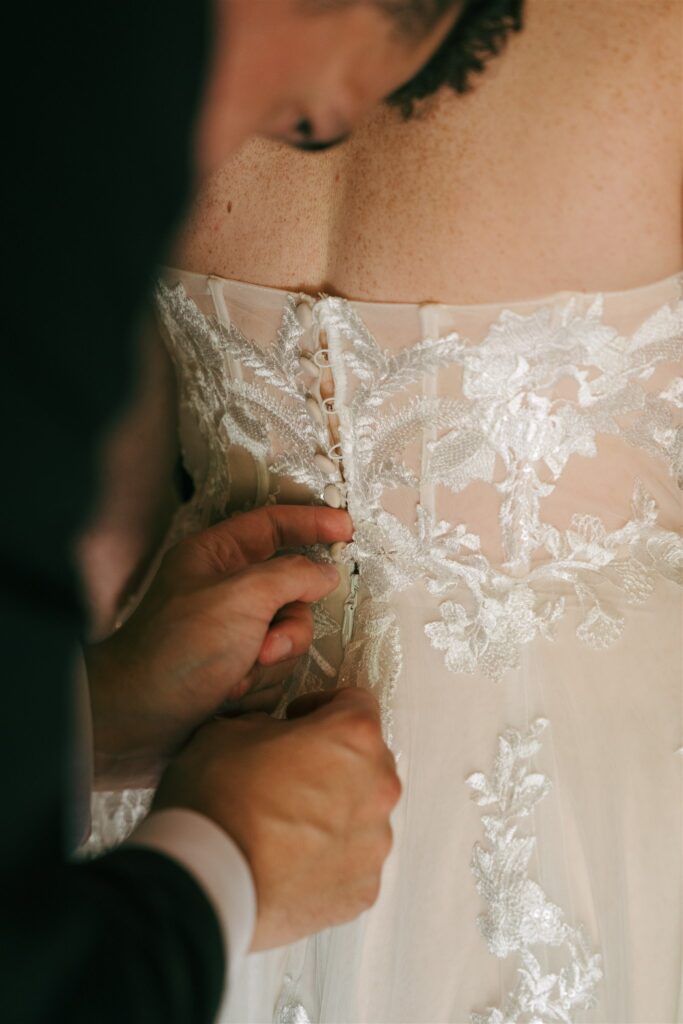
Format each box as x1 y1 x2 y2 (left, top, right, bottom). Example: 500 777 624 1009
93 747 166 791
86 639 168 789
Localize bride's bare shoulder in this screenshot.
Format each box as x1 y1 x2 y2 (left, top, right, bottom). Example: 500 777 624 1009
171 134 334 284
173 0 681 297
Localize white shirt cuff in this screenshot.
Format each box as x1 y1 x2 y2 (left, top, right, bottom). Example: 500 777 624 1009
126 808 257 988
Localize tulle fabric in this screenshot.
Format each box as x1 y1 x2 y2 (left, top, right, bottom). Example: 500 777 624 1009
94 267 683 1023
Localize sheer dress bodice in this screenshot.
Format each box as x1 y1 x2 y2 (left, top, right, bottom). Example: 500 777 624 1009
96 268 683 1024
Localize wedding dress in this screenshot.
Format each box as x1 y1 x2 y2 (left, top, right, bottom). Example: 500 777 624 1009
91 266 683 1023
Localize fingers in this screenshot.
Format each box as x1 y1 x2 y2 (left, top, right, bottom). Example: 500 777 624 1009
313 685 382 725
216 655 296 712
247 658 298 691
230 554 340 622
259 602 314 665
312 687 391 757
295 688 401 816
286 689 338 719
181 506 353 578
218 680 288 717
223 657 298 705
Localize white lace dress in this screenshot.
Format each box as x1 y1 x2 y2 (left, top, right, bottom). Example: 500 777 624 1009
92 267 683 1024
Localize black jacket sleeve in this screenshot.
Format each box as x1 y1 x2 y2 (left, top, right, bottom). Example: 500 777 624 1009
0 588 226 1024
1 2 226 1021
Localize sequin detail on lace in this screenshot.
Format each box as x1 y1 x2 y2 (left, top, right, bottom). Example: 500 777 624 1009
467 719 603 1023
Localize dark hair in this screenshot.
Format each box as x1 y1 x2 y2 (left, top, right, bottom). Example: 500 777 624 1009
388 0 525 115
307 1 463 35
307 0 525 114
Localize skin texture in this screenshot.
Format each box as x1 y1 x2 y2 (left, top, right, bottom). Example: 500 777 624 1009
87 506 353 789
81 0 680 953
82 0 682 625
154 687 401 952
178 0 682 303
88 503 403 952
83 2 471 949
194 0 462 174
79 0 463 630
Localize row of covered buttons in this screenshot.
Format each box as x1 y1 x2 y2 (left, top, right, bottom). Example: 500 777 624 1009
295 300 347 553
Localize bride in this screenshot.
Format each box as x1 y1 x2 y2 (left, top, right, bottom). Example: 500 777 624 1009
87 0 682 1020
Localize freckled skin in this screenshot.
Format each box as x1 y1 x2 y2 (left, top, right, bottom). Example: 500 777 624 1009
84 1 682 635
174 0 682 304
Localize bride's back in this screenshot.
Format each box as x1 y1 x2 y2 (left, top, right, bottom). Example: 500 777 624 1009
88 8 683 1019
174 0 682 304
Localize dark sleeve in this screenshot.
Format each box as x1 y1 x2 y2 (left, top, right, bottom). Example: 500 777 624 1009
0 585 226 1024
1 2 226 1021
4 847 225 1024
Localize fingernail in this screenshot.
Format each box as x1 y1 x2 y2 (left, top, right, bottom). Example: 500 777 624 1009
268 634 293 660
320 563 340 582
330 541 346 562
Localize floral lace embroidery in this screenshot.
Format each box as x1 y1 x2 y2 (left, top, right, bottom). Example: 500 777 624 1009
88 280 682 866
336 596 403 747
467 719 603 1023
156 280 683 698
317 292 683 681
275 972 313 1024
423 478 683 679
81 788 153 857
277 1000 312 1024
156 282 338 518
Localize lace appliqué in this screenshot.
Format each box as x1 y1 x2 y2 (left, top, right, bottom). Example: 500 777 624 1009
277 1003 312 1024
155 279 683 700
156 281 340 520
336 596 402 747
467 719 603 1023
424 478 682 680
317 291 683 682
82 788 154 857
275 973 313 1024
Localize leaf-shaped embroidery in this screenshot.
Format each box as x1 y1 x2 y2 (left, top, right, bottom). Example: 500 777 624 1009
468 721 602 1022
320 299 385 380
660 375 683 407
368 333 464 403
159 279 683 693
227 379 317 452
576 602 624 649
337 598 402 744
426 426 496 494
219 320 292 391
646 531 683 585
321 300 464 407
220 400 270 457
269 451 325 492
363 397 454 466
606 557 654 604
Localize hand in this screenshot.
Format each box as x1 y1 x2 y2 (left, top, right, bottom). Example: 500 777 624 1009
153 687 402 950
86 505 353 788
